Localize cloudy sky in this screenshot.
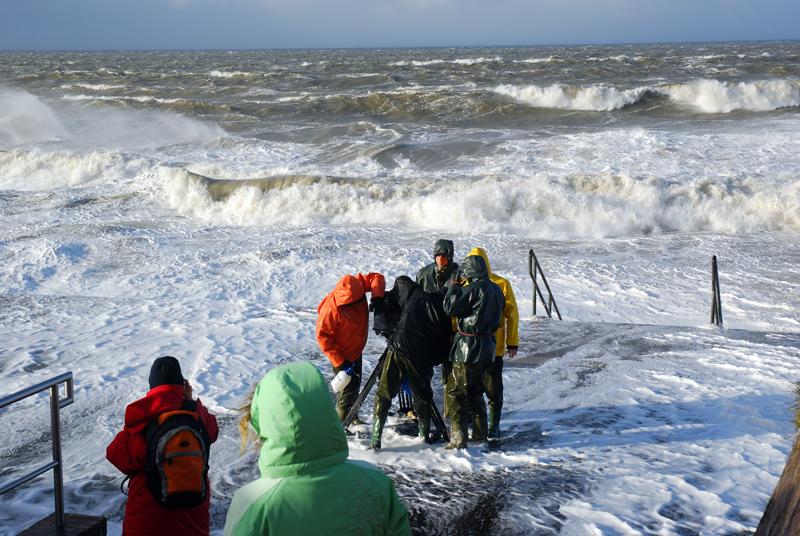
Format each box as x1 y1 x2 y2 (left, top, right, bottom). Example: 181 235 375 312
1 0 798 50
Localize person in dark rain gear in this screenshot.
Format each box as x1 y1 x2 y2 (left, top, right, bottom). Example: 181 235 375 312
369 276 452 450
416 239 460 294
442 255 504 449
106 356 219 536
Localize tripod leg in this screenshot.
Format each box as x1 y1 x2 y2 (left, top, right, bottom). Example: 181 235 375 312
343 348 387 430
403 358 450 443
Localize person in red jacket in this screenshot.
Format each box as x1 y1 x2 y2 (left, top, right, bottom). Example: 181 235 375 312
316 272 386 422
107 356 219 536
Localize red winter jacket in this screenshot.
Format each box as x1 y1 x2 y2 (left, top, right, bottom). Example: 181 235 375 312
316 273 385 367
106 384 219 536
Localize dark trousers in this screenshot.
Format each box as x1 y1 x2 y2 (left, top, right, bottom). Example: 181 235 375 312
333 358 362 421
373 348 434 426
482 356 504 414
445 361 489 440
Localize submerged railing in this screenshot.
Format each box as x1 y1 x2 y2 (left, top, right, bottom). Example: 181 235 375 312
0 372 74 533
528 249 562 320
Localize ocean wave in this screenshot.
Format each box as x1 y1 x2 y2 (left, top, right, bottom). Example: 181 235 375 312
512 56 557 64
663 79 800 113
495 79 800 113
62 94 184 105
0 148 149 191
60 83 127 91
208 70 256 79
60 94 230 113
494 83 649 111
163 169 800 238
452 56 503 65
389 56 502 67
389 59 446 67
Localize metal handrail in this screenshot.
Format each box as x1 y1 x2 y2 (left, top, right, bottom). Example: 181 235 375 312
710 255 723 327
528 249 562 320
0 371 74 533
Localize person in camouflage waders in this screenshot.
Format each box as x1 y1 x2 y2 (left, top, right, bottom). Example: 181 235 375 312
442 255 504 449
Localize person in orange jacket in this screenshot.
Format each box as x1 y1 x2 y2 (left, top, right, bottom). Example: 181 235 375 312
316 272 386 422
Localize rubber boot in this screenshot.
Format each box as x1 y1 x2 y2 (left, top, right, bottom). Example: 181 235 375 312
369 415 386 451
488 404 502 439
444 420 467 450
471 410 488 442
413 400 432 443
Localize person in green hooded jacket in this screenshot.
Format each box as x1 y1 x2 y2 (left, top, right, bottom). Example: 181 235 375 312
464 247 520 440
442 254 504 449
223 362 410 536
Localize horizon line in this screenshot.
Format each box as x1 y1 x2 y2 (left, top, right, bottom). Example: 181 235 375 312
1 37 798 54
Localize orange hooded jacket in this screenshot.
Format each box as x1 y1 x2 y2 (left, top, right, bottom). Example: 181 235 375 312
316 273 386 367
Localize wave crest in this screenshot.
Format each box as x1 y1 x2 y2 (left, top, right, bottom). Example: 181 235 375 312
664 79 800 113
495 79 800 113
494 83 648 111
163 169 800 238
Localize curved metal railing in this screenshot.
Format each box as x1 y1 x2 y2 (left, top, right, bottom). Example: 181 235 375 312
0 371 74 533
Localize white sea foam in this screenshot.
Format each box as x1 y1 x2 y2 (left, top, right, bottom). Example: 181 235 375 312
451 56 503 65
62 94 185 105
513 56 556 64
159 165 800 239
0 148 149 190
389 59 446 67
495 79 800 113
494 83 647 111
60 83 127 91
664 79 800 113
389 56 502 67
208 70 255 79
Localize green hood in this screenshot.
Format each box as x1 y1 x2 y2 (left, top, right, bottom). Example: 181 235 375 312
250 362 348 478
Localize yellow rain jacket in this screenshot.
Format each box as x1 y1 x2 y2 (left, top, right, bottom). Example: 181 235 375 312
465 247 520 356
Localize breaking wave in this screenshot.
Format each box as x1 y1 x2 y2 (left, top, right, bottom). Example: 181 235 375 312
494 84 649 111
389 56 502 67
495 79 800 112
162 169 800 239
0 148 150 191
663 79 800 113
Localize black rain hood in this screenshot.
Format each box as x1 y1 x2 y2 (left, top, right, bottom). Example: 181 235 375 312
433 239 454 263
461 254 489 281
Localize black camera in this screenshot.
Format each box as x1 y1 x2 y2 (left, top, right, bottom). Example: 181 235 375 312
372 289 402 340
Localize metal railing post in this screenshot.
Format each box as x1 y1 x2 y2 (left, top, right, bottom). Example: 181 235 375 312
528 249 562 320
50 384 65 533
710 255 723 327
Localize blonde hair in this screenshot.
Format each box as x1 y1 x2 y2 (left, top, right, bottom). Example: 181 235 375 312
238 385 260 455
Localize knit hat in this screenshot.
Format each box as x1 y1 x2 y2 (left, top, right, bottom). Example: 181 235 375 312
148 356 184 389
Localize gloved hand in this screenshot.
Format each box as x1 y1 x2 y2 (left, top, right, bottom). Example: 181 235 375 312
369 296 386 314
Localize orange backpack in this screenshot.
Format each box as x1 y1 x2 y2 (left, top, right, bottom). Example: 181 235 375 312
144 407 210 509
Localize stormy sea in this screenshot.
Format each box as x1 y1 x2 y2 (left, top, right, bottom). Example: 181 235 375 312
1 41 799 534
